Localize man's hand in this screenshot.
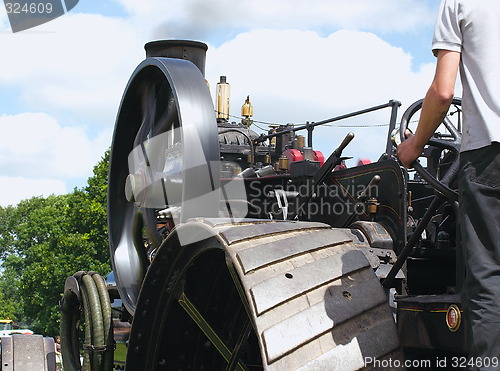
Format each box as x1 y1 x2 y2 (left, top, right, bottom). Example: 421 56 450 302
396 130 424 169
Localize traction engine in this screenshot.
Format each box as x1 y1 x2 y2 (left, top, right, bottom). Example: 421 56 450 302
60 40 466 370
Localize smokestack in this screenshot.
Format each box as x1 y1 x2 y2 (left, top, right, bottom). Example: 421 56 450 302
144 40 208 76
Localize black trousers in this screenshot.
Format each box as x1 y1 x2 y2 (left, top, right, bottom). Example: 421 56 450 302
459 143 500 370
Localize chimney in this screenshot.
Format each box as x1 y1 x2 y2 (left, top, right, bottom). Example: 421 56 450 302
144 40 208 76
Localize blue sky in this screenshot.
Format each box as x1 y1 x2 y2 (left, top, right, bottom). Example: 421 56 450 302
0 0 443 206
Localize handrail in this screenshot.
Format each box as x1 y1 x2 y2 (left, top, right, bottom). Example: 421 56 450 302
257 100 401 150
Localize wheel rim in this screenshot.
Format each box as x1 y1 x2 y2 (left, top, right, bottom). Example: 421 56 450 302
108 57 220 315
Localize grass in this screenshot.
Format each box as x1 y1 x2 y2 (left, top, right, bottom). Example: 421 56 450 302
114 342 127 369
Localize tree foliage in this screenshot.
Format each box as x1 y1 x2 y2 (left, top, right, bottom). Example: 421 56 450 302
0 150 111 335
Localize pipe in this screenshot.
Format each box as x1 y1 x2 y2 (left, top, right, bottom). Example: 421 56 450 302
60 272 114 371
144 40 208 76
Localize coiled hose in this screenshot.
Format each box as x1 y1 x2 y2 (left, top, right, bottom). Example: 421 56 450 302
60 271 114 371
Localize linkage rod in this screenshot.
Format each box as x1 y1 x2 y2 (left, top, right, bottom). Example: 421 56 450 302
382 195 445 288
261 100 399 141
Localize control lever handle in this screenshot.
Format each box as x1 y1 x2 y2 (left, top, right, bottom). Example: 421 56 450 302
335 132 355 154
357 175 381 200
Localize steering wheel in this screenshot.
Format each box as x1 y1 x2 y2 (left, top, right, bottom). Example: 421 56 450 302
399 98 462 201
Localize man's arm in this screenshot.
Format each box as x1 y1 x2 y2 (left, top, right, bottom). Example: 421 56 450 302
397 49 461 168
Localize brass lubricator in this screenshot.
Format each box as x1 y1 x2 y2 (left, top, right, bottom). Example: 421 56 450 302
357 175 381 216
295 135 305 149
278 155 289 171
366 197 380 215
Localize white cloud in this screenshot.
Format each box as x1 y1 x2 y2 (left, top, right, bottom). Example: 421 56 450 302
0 11 138 206
205 29 436 162
0 112 110 179
108 0 438 39
0 111 111 206
208 29 429 114
113 0 437 40
0 13 145 124
0 8 7 30
0 176 67 207
0 3 441 206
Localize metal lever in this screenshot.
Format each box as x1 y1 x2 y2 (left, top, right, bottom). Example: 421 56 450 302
335 132 356 154
298 133 355 217
275 190 289 220
357 175 381 200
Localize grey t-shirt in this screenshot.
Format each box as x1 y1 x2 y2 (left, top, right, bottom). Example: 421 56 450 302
432 0 500 152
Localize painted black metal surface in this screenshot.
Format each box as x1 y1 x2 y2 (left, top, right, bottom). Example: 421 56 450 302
108 55 219 315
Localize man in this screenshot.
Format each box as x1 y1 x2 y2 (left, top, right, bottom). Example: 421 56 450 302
397 0 500 368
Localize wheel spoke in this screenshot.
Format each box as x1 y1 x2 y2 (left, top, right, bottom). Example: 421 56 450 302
443 115 461 141
226 263 252 320
225 318 252 371
178 292 246 371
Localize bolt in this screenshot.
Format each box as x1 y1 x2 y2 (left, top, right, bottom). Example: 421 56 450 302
342 291 352 300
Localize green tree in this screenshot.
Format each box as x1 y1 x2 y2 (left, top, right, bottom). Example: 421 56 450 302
66 149 110 263
0 205 17 259
0 150 111 336
0 254 24 322
17 195 109 335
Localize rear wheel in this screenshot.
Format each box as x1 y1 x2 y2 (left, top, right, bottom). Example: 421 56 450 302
126 229 262 370
127 220 403 370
